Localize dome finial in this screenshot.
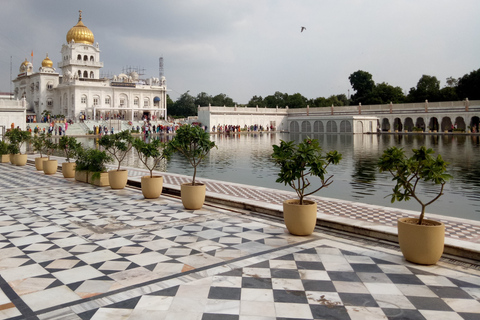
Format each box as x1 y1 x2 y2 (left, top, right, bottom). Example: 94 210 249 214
79 10 82 22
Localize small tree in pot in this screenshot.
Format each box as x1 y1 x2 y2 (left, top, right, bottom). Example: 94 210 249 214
0 140 9 163
133 137 171 199
58 136 81 178
378 146 452 264
271 138 342 235
42 137 59 175
5 128 31 166
168 124 216 209
31 132 49 170
99 131 133 189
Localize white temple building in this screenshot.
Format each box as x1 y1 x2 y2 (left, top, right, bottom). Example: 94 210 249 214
12 10 167 123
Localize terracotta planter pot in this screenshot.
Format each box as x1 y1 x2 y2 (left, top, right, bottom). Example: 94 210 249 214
88 172 110 187
1 154 10 163
43 159 58 175
108 170 128 189
397 217 445 265
14 154 28 166
35 157 48 170
141 175 163 199
75 170 88 183
62 162 76 178
181 183 206 210
283 199 317 236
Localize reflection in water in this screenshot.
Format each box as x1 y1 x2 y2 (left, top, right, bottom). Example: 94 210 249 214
50 132 480 221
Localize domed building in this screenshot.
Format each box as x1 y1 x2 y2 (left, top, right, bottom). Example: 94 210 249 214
13 10 167 122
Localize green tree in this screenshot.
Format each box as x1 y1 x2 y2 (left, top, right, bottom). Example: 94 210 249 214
172 91 196 117
371 82 406 104
247 95 264 108
349 70 375 105
457 68 480 100
264 91 287 108
407 75 440 102
195 92 213 107
212 93 235 106
286 93 307 108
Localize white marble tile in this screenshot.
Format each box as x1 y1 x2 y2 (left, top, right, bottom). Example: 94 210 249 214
345 306 387 320
0 263 47 282
205 299 240 314
22 286 80 311
126 251 171 266
416 275 456 287
53 265 104 284
443 298 480 313
242 267 272 279
274 302 313 319
77 250 122 264
333 281 369 294
241 288 274 302
419 310 464 320
305 291 342 306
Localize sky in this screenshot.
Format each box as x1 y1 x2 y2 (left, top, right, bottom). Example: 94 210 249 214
0 0 479 104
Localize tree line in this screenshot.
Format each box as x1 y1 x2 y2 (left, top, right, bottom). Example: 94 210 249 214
167 68 480 118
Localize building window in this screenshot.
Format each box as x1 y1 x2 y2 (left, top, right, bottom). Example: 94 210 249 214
47 99 53 107
144 98 149 107
105 96 111 104
93 98 99 106
77 54 81 60
81 95 87 104
35 82 39 90
120 99 125 106
134 97 139 106
83 55 88 61
47 82 53 90
90 71 94 79
78 70 82 78
83 71 88 78
90 56 94 61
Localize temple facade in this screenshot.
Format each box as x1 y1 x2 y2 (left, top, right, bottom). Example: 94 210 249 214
12 11 167 123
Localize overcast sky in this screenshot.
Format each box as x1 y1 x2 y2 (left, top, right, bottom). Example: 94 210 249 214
1 0 479 104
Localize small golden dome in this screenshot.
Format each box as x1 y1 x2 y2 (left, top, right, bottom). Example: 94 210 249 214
42 54 53 68
19 58 32 72
66 10 94 45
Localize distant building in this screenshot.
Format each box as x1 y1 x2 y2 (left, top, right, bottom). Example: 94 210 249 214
12 11 167 123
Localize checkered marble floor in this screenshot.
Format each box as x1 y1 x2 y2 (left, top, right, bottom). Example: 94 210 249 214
0 162 479 319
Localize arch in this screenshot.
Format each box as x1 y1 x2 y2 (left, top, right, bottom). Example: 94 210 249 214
77 70 82 78
154 96 161 106
90 56 94 61
454 117 465 131
326 120 337 133
428 117 439 131
441 117 453 132
313 120 324 133
134 96 140 107
355 121 364 133
394 118 403 131
118 94 128 108
290 121 299 133
415 117 425 131
105 96 111 105
381 118 390 131
301 121 311 132
90 71 94 79
340 120 352 132
83 55 88 61
404 117 414 131
81 94 87 104
143 97 150 107
77 54 81 60
470 116 480 132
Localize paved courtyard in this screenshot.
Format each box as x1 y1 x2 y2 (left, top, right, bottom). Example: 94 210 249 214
0 161 479 319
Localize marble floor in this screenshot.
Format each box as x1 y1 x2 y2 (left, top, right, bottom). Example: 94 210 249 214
0 162 479 319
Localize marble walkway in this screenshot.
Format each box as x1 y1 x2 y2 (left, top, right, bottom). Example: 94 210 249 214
0 160 479 319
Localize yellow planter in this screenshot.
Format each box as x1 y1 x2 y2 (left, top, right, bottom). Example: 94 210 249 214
283 199 317 236
89 172 109 187
35 157 48 170
181 183 206 210
14 154 28 166
108 170 128 189
1 154 10 163
43 159 58 175
141 176 163 199
75 170 88 183
62 162 76 178
397 217 445 265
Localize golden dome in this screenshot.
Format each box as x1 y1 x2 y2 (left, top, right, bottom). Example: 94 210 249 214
19 59 32 72
66 10 94 45
42 54 53 68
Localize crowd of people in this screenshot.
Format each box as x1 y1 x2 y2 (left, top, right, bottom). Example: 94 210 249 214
28 122 68 136
211 124 275 133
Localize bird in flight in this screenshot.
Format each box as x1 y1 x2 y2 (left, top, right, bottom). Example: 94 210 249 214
301 26 306 32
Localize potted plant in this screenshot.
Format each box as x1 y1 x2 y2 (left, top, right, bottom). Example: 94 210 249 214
99 131 133 189
133 137 171 199
75 147 112 186
0 140 9 163
168 124 216 209
271 138 342 235
378 146 452 264
5 128 31 166
31 132 49 170
58 136 81 178
42 137 58 175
